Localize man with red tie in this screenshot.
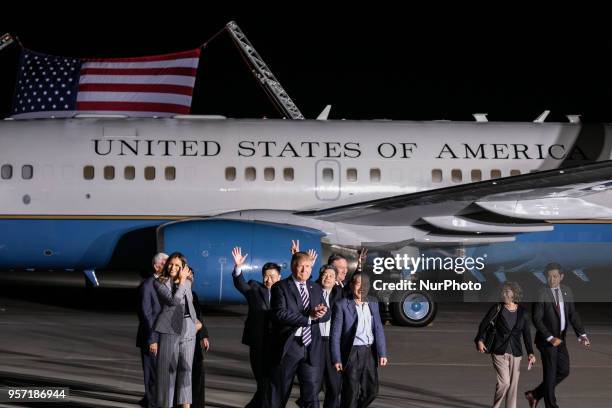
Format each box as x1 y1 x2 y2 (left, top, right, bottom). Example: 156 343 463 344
526 263 591 408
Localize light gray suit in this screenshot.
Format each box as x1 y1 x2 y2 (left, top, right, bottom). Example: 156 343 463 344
153 278 197 408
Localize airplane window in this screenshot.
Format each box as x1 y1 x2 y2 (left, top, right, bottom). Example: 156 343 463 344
104 166 115 180
322 168 334 182
491 169 502 179
145 166 156 181
83 165 94 180
510 169 521 176
22 165 33 180
370 168 381 183
451 169 462 183
283 167 294 181
1 164 12 180
264 167 275 181
471 169 482 182
165 166 176 181
245 167 256 181
225 167 236 181
124 166 135 180
347 168 358 182
432 169 442 183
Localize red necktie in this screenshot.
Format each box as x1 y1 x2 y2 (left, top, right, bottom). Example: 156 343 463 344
554 288 561 315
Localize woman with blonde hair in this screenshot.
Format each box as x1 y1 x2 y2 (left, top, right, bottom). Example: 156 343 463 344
475 282 536 408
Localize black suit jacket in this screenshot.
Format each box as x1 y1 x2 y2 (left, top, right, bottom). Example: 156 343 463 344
330 283 346 307
475 303 534 357
532 285 585 347
270 277 330 364
192 291 209 341
136 275 161 348
233 271 272 348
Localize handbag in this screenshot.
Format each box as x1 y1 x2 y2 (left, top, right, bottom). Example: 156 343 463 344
483 304 502 354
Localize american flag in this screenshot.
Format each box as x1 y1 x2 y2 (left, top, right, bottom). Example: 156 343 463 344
12 48 201 119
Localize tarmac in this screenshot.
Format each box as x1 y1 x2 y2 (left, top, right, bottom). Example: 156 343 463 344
1 271 612 407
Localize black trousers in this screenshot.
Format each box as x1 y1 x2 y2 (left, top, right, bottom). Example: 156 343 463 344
247 344 271 408
321 337 342 408
191 342 206 408
265 338 321 408
140 347 157 408
341 345 378 408
533 342 570 408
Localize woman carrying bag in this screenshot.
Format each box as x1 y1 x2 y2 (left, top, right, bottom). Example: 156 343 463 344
475 282 536 408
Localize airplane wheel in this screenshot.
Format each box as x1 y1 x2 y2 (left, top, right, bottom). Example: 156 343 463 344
391 291 437 327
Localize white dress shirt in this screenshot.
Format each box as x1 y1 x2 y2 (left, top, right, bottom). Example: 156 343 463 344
319 289 331 337
292 277 311 337
353 301 373 346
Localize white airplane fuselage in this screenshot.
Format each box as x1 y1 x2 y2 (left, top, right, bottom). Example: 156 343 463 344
1 117 607 216
1 117 611 275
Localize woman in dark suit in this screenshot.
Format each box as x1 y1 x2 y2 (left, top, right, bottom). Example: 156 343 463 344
475 282 536 408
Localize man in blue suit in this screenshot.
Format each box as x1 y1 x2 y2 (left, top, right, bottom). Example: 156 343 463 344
266 251 330 408
331 273 387 408
136 252 167 408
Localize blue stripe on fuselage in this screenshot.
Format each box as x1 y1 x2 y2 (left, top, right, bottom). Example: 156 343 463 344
0 219 167 269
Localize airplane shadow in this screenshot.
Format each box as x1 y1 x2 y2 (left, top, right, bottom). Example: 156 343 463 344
0 279 245 317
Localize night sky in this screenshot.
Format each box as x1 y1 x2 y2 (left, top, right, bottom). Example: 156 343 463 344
2 13 612 122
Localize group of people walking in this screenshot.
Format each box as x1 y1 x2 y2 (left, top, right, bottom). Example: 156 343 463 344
475 263 591 408
136 248 590 408
232 243 388 408
135 243 387 408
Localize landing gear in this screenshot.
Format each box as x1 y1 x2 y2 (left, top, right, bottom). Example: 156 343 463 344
83 269 99 288
391 291 437 327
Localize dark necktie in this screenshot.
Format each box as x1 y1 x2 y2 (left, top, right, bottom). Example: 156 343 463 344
554 288 561 315
299 283 312 346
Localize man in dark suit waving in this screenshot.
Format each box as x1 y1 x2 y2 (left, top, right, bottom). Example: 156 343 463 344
266 251 330 408
331 273 387 408
232 247 281 408
526 263 591 408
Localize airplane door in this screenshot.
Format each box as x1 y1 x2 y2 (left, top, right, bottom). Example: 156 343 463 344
315 160 341 201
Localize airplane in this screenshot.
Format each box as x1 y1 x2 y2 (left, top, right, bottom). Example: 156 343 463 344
2 114 612 326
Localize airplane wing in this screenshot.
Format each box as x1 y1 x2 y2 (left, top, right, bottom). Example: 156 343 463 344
297 160 612 233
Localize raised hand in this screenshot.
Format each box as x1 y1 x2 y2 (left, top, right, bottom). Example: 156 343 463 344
308 249 318 265
232 247 248 268
357 247 368 269
291 240 300 255
179 265 190 283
